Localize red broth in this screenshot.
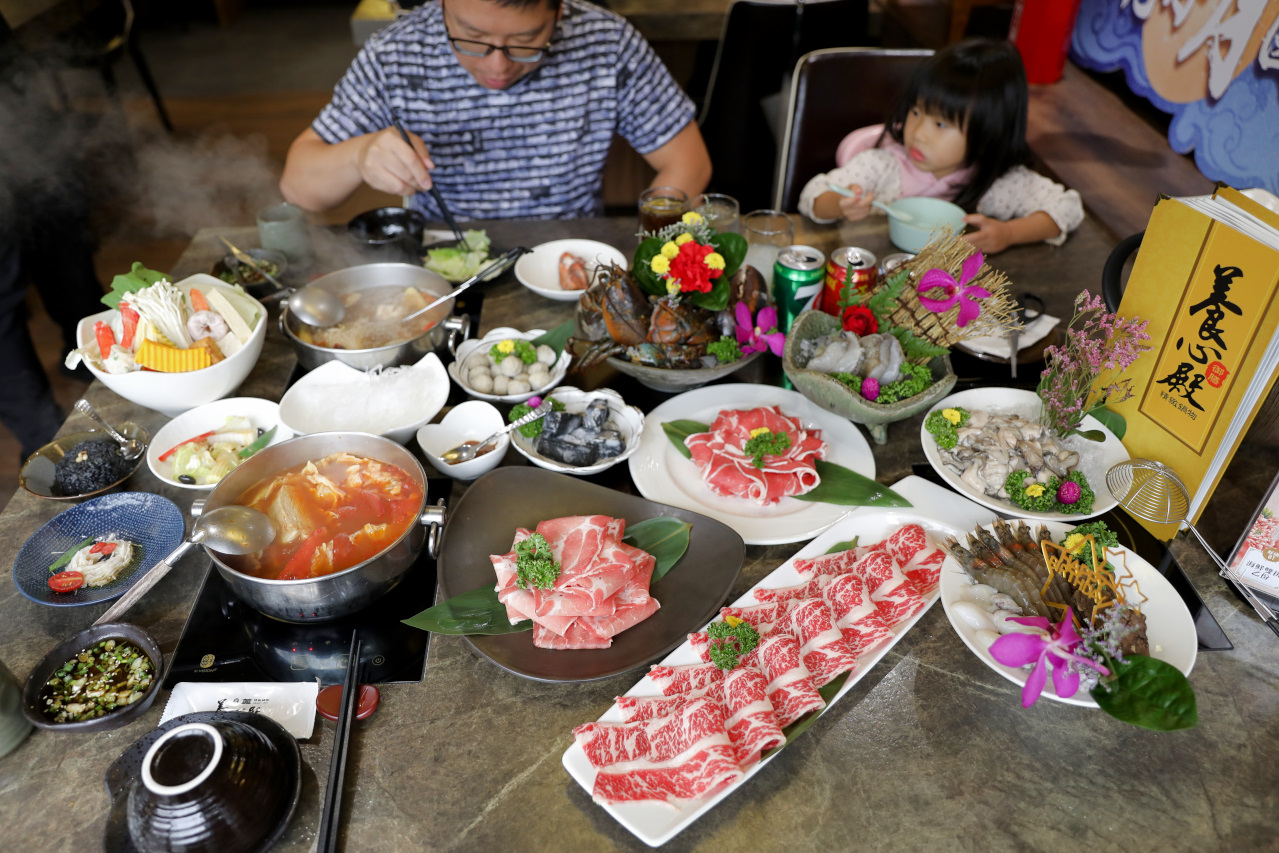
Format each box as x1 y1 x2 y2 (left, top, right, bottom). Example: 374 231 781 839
224 452 422 581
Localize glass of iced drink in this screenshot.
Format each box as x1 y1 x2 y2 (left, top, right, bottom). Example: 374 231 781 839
638 187 689 237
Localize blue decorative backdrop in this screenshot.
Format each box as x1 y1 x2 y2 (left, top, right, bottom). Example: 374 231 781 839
1070 0 1279 195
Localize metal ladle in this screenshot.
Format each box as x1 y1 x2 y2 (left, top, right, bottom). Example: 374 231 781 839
288 247 529 329
93 506 276 626
1106 458 1279 638
74 399 145 461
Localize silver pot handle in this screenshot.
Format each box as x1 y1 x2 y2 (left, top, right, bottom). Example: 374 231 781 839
190 499 206 519
444 314 471 357
420 499 447 559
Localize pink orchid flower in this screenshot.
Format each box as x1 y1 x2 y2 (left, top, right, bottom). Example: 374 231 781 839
916 251 991 327
735 303 785 356
988 609 1108 707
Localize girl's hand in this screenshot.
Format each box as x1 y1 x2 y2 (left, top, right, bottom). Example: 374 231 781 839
961 214 1014 253
358 127 435 196
836 185 874 222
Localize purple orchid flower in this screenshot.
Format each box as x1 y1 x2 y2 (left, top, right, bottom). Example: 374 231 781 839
988 609 1109 707
735 303 785 356
916 251 991 327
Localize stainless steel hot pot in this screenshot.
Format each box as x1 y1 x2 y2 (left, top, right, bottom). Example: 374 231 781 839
196 432 444 623
280 262 470 371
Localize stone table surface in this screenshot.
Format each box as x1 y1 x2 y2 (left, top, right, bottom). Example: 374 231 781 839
2 215 1278 852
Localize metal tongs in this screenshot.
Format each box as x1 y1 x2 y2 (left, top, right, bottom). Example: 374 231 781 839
440 399 552 464
219 236 287 292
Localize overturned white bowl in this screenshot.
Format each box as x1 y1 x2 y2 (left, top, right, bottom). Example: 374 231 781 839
75 274 267 418
510 386 645 476
278 352 449 444
416 401 508 480
446 327 572 404
147 397 294 490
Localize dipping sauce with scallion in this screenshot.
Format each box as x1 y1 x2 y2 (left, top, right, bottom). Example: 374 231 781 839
39 638 154 724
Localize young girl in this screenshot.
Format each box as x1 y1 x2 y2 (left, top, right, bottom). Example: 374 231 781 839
798 39 1083 253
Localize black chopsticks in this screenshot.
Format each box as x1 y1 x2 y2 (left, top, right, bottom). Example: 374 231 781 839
317 631 362 853
389 116 469 251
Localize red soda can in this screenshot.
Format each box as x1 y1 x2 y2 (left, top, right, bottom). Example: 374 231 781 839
819 247 877 315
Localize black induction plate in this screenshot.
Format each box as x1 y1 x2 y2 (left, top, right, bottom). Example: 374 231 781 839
435 467 745 682
102 711 301 853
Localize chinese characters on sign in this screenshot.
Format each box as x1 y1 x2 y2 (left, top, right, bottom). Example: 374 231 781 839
1154 264 1241 412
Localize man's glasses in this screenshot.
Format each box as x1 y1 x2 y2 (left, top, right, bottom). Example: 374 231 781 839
447 36 551 63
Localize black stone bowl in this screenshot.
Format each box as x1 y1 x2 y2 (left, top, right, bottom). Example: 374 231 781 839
348 206 427 261
20 425 150 501
22 622 163 733
125 716 293 853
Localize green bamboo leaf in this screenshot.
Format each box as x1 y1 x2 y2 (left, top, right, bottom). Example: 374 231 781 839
661 420 710 459
531 320 575 357
824 536 860 555
1091 655 1198 731
1087 406 1127 440
762 670 850 758
401 586 532 636
793 461 912 507
624 517 691 581
48 537 95 573
1068 428 1107 443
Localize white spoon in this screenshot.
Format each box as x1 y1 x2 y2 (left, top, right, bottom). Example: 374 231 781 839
826 181 915 223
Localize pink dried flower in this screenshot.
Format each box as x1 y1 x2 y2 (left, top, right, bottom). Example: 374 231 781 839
1057 480 1082 504
861 377 880 401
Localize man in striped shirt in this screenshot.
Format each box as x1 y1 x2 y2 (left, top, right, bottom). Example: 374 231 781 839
281 0 711 220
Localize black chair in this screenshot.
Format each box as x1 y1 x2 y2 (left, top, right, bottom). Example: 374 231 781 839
1100 231 1145 312
774 47 932 213
698 0 870 213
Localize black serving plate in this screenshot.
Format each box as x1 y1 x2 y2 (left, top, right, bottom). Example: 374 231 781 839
436 467 745 682
102 711 301 853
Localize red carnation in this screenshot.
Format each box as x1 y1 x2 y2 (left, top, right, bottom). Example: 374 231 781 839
842 304 878 335
669 242 719 294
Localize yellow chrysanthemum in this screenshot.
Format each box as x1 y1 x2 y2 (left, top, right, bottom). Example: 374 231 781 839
942 408 962 425
496 340 515 354
650 254 671 275
1025 483 1046 498
660 241 680 259
682 211 704 225
665 278 681 295
749 427 771 438
674 233 695 246
1063 533 1086 554
724 614 744 628
705 252 725 270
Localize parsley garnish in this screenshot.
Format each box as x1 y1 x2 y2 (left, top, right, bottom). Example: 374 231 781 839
707 618 760 670
514 533 560 589
742 430 791 468
489 339 538 365
507 398 566 438
706 336 742 365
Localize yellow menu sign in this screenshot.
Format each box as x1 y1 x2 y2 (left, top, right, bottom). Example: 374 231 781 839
1139 223 1279 453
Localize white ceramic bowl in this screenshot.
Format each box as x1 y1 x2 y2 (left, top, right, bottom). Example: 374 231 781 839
75 274 267 417
147 397 294 490
446 327 572 404
416 401 508 480
278 352 449 444
514 239 630 302
510 386 644 476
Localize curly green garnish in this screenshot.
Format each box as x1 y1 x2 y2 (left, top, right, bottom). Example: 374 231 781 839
742 428 791 468
706 336 742 365
707 617 760 670
514 533 560 589
925 406 970 450
489 339 538 365
508 398 566 439
1004 470 1096 515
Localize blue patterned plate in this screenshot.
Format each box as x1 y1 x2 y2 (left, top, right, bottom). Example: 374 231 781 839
14 493 185 607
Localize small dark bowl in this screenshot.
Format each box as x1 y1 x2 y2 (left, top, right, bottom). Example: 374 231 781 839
348 207 427 261
20 425 150 501
126 717 291 853
22 622 163 733
209 247 290 297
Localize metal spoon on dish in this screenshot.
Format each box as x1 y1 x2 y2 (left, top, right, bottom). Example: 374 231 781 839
440 400 551 464
73 400 146 461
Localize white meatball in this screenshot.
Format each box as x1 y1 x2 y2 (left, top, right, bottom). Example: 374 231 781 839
536 345 556 366
468 367 490 386
468 353 492 373
491 375 510 395
500 355 524 377
527 366 550 389
469 372 494 394
507 379 531 395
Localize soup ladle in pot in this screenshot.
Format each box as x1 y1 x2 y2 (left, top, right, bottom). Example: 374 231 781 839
290 247 529 329
93 506 276 626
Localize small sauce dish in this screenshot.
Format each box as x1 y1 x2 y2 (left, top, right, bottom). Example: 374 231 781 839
417 401 508 480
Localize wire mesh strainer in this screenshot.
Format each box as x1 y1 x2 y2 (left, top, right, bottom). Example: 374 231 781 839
1107 458 1279 638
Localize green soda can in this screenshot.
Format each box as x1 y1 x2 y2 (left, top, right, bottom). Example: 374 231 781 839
772 245 826 332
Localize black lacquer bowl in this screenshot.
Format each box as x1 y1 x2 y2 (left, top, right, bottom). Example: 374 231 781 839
114 713 299 853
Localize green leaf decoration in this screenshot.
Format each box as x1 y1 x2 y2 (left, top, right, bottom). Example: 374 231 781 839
624 517 691 581
1068 428 1107 443
631 237 666 296
709 231 747 280
662 419 710 459
824 536 860 555
48 537 95 573
531 320 575 357
1091 655 1198 731
102 262 169 309
890 327 950 361
793 461 912 507
687 275 730 312
1087 406 1127 440
762 670 850 758
402 518 692 635
863 269 909 324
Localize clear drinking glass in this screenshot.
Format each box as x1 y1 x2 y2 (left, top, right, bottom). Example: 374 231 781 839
742 209 794 289
638 187 689 237
696 193 740 234
257 202 314 265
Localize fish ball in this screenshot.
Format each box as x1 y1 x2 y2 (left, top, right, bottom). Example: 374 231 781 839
527 366 550 389
491 375 510 395
500 355 524 377
536 345 556 365
468 353 492 373
469 373 494 394
469 367 490 385
951 601 997 633
507 379 531 395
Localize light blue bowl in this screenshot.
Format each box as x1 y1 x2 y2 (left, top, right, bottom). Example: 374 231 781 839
887 197 967 252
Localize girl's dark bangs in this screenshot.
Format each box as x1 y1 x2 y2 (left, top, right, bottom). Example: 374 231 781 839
914 75 972 126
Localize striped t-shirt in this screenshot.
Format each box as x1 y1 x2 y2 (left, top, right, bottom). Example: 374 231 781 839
313 0 696 220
